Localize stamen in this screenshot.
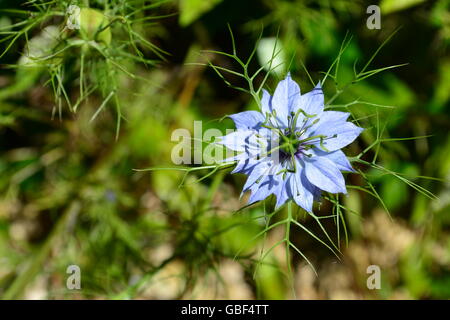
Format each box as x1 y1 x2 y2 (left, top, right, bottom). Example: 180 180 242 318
291 108 317 132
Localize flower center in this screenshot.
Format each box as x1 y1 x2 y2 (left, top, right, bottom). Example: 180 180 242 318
279 131 301 157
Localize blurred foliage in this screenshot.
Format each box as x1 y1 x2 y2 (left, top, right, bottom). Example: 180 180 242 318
0 0 449 299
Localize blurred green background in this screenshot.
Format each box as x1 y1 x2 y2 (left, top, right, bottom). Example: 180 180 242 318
0 0 449 299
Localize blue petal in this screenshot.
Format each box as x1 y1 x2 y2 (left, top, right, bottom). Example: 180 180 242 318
291 165 315 212
274 176 290 208
230 153 259 174
304 110 349 132
217 129 267 152
272 73 300 128
242 160 273 191
304 156 347 194
247 166 282 204
216 130 253 151
297 111 346 137
229 111 265 130
296 82 324 116
318 110 350 123
312 149 355 172
314 122 364 152
248 179 277 204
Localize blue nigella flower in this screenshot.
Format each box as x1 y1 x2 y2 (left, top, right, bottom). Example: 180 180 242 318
217 74 363 212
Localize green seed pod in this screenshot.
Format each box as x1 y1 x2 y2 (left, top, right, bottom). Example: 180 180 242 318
77 8 111 45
